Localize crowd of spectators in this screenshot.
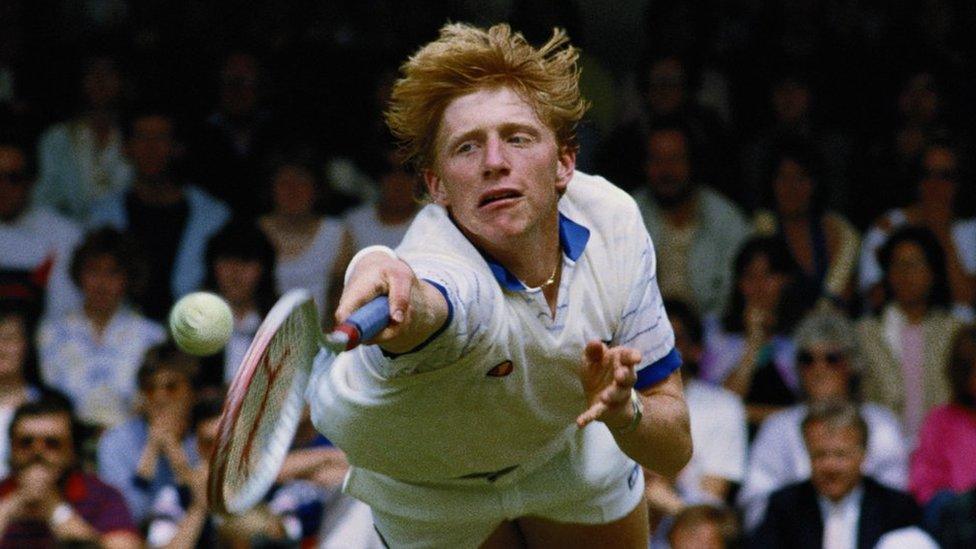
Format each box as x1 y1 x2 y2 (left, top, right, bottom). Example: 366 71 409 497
2 0 976 547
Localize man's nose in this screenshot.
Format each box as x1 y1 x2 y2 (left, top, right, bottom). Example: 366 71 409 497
482 136 509 176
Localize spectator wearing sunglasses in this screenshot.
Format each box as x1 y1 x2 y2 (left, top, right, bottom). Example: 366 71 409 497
0 397 139 548
858 140 976 317
737 309 908 532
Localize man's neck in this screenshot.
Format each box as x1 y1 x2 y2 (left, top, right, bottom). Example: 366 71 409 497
662 192 699 228
133 177 183 206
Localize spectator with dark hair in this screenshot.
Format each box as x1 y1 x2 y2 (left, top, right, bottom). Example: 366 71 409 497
199 220 277 388
910 325 976 527
258 154 348 322
342 148 420 253
750 401 920 549
859 141 976 316
738 309 908 531
36 227 165 429
752 144 860 308
644 300 746 545
88 107 230 321
0 397 140 547
701 236 809 430
668 503 740 549
32 54 133 222
0 303 44 480
858 226 962 441
0 140 82 320
97 342 199 526
631 125 750 316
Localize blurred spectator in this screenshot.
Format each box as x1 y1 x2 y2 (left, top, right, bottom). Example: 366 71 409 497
37 228 165 429
909 325 976 518
258 156 348 322
0 303 43 480
32 54 133 223
0 397 140 548
858 226 962 441
596 54 735 200
146 396 300 548
631 125 750 316
0 139 82 321
667 504 740 549
753 144 860 308
741 72 854 213
343 149 420 253
186 51 280 221
700 237 807 430
859 141 976 315
750 401 920 549
738 309 908 531
645 300 746 545
97 342 199 527
88 106 230 321
199 220 277 388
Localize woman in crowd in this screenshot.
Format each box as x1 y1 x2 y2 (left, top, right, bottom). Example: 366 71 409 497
753 144 860 308
37 227 165 429
737 308 908 531
700 236 810 431
910 325 976 520
257 154 348 323
858 226 961 442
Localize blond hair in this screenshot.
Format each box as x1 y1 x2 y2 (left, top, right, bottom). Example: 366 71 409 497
386 23 589 171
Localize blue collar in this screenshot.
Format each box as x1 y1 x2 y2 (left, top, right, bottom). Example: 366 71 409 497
485 213 590 291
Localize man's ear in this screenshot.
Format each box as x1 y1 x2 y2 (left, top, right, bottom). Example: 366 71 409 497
555 146 577 195
423 168 448 205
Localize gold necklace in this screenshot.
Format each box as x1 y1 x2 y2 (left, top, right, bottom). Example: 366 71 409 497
537 260 560 289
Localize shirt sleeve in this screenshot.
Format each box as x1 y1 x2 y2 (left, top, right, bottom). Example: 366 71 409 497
616 230 678 390
87 481 138 534
697 393 748 482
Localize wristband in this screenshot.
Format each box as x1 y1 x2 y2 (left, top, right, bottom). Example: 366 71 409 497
49 502 75 528
343 245 399 286
610 389 644 435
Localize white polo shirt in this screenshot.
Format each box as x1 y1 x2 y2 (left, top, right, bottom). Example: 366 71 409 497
308 171 679 483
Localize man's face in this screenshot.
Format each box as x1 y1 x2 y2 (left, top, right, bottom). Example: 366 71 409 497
127 116 176 179
797 342 851 403
646 57 686 116
0 146 30 221
10 413 75 476
80 254 128 315
804 422 865 502
917 146 957 207
424 86 575 251
143 369 194 414
644 130 692 206
220 53 259 118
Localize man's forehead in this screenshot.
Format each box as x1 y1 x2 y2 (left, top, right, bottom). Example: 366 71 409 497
14 413 71 436
440 86 546 134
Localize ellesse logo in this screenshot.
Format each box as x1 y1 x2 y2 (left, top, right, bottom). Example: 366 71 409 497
487 360 514 377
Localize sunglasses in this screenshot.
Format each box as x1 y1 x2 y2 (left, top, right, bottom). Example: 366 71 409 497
797 350 845 368
14 434 67 452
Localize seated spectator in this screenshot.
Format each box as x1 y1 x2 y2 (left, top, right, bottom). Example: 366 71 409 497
88 106 230 321
858 226 961 441
0 397 140 547
0 139 82 320
0 303 44 479
32 54 132 222
342 149 420 253
97 343 199 526
146 396 300 548
631 124 750 316
738 309 908 531
931 485 976 549
199 221 277 388
753 145 860 308
910 325 976 521
700 237 809 430
258 154 347 322
750 401 920 548
667 504 740 549
37 228 166 429
858 141 976 316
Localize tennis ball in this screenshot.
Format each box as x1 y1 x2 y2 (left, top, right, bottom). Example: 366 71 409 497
169 292 234 356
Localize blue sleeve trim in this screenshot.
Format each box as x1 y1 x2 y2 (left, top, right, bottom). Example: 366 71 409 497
634 347 682 390
381 279 454 358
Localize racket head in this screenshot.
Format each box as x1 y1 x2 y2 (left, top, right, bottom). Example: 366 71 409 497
208 288 324 515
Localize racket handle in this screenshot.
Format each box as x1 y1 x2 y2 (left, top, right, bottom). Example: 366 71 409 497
325 296 391 351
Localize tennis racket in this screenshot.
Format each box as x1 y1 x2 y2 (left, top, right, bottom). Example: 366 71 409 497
208 288 389 514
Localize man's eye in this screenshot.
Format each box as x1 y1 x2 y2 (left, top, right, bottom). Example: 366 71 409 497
509 135 531 145
455 143 475 154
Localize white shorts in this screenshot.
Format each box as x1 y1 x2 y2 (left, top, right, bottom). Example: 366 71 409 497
344 424 645 549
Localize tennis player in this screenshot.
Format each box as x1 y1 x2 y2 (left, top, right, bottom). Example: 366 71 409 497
309 23 691 548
